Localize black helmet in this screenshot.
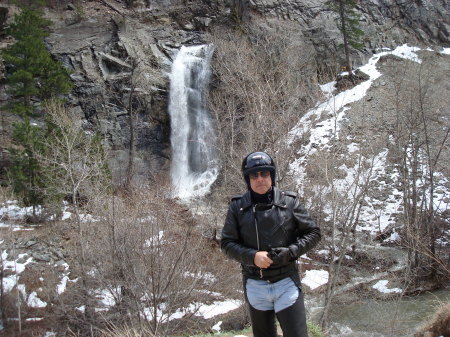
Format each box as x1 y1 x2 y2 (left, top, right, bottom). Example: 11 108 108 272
242 152 276 187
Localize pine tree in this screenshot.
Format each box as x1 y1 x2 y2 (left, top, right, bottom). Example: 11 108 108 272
2 4 72 214
8 118 46 216
326 0 364 75
2 5 72 115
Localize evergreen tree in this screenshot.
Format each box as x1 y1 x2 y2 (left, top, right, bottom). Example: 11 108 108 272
8 118 46 215
1 4 72 214
2 5 72 115
326 0 364 75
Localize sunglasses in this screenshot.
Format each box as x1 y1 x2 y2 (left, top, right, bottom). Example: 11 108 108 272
249 171 271 179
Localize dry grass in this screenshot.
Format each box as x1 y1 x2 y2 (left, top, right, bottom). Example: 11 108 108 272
414 302 450 337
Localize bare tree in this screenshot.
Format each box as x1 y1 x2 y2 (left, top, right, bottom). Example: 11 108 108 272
315 150 374 330
208 24 320 195
105 59 146 190
36 99 111 327
385 55 449 283
297 107 376 330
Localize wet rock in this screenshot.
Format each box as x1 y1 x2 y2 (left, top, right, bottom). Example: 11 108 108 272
55 260 68 267
49 247 65 260
33 253 51 263
25 240 38 248
16 255 30 264
70 73 85 82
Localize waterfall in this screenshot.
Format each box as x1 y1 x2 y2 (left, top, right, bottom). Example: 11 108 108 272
168 45 219 199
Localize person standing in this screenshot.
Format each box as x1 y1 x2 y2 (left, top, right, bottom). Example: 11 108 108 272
221 151 321 337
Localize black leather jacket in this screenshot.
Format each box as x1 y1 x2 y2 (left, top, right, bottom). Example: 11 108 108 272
221 187 321 282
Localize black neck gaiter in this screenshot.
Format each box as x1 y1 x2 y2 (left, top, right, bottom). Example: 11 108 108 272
251 188 273 205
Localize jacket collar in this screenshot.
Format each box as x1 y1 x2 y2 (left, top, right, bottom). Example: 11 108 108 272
240 187 286 210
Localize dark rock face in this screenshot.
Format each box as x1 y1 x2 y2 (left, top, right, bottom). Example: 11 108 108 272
46 14 177 185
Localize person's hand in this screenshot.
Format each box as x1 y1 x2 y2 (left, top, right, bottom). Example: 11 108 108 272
270 247 294 265
254 251 273 269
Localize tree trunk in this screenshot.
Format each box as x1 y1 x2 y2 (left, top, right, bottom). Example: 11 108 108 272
125 67 137 190
72 188 94 323
125 111 135 189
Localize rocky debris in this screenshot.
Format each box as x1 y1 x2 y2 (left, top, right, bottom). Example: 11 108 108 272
2 235 67 265
98 51 132 70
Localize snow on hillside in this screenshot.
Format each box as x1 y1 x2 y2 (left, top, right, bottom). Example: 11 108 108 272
290 44 449 235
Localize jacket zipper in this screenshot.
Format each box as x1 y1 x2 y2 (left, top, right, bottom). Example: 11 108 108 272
253 205 263 279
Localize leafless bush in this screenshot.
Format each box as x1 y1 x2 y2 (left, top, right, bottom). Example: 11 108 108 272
33 99 112 330
60 184 225 336
382 54 450 282
306 146 375 330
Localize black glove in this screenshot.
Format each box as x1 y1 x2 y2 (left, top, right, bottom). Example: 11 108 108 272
269 247 295 265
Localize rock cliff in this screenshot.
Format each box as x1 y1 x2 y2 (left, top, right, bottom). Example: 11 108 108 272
0 0 448 185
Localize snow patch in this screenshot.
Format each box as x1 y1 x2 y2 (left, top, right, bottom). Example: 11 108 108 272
317 249 330 256
2 252 34 293
43 332 57 337
57 275 69 294
27 291 47 308
142 298 243 322
372 280 402 294
319 81 336 95
385 231 400 243
389 44 422 63
144 231 164 247
0 200 42 220
302 269 329 290
212 321 222 332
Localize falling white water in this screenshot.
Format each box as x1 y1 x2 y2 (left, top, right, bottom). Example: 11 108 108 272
168 45 219 199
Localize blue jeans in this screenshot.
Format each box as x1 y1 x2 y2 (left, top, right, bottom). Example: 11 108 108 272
246 277 299 313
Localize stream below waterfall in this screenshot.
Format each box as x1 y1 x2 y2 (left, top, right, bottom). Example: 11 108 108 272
303 244 448 336
322 289 449 337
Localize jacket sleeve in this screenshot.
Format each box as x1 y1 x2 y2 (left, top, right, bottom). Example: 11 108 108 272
221 201 257 267
288 197 321 259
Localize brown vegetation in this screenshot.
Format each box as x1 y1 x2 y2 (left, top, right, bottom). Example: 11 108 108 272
414 302 450 337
